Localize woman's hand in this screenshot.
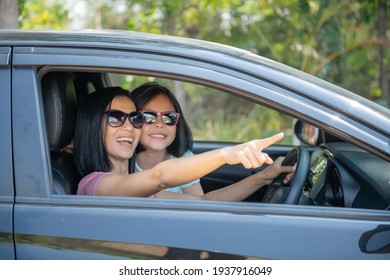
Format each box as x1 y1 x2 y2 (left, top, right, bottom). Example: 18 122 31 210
221 132 284 169
259 157 296 185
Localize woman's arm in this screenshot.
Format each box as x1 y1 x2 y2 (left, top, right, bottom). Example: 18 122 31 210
155 157 295 201
97 132 284 197
200 157 295 201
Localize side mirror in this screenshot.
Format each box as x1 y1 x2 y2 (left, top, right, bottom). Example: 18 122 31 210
294 120 320 146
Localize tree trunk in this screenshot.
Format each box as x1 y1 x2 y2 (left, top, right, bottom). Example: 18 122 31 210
378 0 389 107
0 0 19 29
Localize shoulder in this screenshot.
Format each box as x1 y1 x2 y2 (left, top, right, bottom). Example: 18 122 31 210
77 172 113 196
80 171 111 183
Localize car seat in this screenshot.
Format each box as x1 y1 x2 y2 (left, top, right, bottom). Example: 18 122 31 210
42 71 80 194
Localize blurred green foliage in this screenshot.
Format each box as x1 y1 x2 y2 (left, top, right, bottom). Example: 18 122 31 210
19 0 69 29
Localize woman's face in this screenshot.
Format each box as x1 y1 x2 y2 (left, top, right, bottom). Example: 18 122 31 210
104 96 141 163
139 94 177 153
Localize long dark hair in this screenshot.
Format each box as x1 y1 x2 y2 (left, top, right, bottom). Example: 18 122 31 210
74 86 137 177
131 82 193 157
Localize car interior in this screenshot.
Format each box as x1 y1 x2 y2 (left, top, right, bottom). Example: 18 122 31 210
40 70 390 211
40 70 290 200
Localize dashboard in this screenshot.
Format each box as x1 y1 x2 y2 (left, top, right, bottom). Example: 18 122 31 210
299 142 390 210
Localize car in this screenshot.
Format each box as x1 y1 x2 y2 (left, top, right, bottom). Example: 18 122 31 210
0 29 389 260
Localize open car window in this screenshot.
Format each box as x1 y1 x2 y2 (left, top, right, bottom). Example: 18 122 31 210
108 73 296 145
39 69 390 211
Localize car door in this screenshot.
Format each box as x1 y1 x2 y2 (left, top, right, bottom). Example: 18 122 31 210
11 44 390 260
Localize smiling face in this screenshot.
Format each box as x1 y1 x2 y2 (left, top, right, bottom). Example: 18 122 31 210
139 94 177 153
104 96 141 166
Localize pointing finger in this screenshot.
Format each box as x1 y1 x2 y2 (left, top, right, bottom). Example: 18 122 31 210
258 132 284 149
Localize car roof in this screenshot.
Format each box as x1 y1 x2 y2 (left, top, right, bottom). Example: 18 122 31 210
0 29 248 55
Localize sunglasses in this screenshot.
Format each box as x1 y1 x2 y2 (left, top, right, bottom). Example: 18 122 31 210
104 110 144 129
139 110 180 126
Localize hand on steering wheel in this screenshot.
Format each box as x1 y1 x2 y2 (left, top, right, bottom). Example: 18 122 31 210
262 147 309 204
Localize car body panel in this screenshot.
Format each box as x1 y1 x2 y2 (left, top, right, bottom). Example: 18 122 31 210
0 47 15 260
0 30 389 260
13 197 390 260
12 65 51 198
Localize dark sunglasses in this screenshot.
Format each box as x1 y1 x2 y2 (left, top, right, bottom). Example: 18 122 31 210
104 110 144 129
139 110 180 126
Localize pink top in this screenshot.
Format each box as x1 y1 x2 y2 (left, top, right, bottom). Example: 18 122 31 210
77 171 156 198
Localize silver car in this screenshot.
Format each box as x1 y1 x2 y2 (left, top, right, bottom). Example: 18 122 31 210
0 30 389 260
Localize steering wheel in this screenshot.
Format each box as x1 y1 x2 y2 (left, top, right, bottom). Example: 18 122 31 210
262 147 310 204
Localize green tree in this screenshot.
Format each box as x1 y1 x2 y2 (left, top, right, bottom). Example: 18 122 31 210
123 0 389 106
226 0 389 104
19 0 69 29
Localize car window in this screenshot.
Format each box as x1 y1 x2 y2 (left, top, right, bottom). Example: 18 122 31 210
108 73 295 145
39 69 389 212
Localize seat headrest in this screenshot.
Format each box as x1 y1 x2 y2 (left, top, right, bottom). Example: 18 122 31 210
42 72 77 151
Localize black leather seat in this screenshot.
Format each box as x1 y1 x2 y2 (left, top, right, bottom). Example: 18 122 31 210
42 72 80 194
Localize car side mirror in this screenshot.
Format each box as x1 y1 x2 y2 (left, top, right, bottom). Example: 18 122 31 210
294 120 320 146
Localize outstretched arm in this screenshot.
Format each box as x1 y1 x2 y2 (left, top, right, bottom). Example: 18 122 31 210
97 132 285 197
156 157 295 202
200 157 295 201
